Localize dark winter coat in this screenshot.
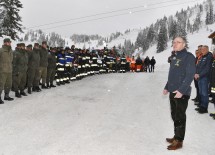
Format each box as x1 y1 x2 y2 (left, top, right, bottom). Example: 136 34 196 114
196 52 213 79
164 48 196 96
210 58 215 93
47 52 57 68
0 45 13 73
39 47 48 67
150 58 156 66
28 48 40 69
13 49 28 74
136 58 142 65
144 57 150 66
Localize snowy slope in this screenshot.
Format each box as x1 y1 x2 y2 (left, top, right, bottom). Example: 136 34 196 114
140 22 215 65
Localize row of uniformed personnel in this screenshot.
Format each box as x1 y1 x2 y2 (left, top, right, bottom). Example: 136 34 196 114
0 38 128 104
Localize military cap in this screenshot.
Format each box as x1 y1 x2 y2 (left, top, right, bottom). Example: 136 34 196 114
3 38 11 43
27 44 33 48
16 43 21 47
42 41 47 45
20 43 25 47
34 43 39 47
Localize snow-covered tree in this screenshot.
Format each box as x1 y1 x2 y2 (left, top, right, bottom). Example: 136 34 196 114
157 19 168 53
205 0 214 25
0 0 23 39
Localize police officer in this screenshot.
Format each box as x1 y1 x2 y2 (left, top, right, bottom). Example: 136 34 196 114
0 38 14 104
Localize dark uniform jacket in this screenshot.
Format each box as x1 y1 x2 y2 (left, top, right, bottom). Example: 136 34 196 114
164 48 196 96
13 49 28 74
39 47 48 67
28 48 40 69
47 52 57 68
0 45 13 73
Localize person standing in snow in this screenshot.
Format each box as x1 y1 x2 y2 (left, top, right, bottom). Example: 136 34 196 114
144 56 151 72
150 56 156 72
0 38 14 104
163 36 196 150
192 46 202 103
194 45 213 114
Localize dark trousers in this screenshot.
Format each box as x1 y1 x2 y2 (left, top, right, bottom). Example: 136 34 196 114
194 79 200 101
145 65 151 72
47 68 56 84
151 65 155 72
0 72 12 94
169 93 189 141
13 72 27 91
198 77 209 109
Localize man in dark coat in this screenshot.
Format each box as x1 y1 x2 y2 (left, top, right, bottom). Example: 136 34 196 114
195 45 213 113
163 37 196 150
150 56 156 72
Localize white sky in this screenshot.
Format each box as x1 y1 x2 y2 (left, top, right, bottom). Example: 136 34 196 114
20 0 205 37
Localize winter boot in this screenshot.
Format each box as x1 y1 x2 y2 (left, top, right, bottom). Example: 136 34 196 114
36 86 42 92
50 83 56 87
42 84 48 89
0 97 4 104
15 91 22 98
28 87 32 94
20 90 27 96
166 137 175 143
167 140 183 150
46 83 50 88
4 93 14 101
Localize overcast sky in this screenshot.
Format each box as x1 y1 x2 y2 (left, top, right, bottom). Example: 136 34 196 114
19 0 205 37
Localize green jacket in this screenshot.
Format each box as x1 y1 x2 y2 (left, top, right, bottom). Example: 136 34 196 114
13 49 29 74
39 47 48 67
0 45 13 73
28 48 40 69
48 52 57 68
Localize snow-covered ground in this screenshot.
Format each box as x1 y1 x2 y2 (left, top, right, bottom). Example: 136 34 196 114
0 68 215 155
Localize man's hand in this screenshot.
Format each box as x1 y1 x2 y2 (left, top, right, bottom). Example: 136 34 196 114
163 89 168 95
194 74 199 80
173 90 183 98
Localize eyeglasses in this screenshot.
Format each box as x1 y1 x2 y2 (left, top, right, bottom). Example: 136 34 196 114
172 41 184 44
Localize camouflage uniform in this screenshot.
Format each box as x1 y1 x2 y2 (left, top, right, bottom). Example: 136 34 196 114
47 51 57 87
27 47 40 93
13 48 28 96
0 44 13 102
37 46 48 88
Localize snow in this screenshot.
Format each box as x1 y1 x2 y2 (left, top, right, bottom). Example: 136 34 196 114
0 2 215 154
0 27 215 155
141 22 215 65
0 69 215 154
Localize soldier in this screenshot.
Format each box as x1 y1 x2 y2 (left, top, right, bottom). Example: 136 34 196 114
28 43 41 93
0 38 14 104
13 43 29 97
38 41 49 89
47 47 57 88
